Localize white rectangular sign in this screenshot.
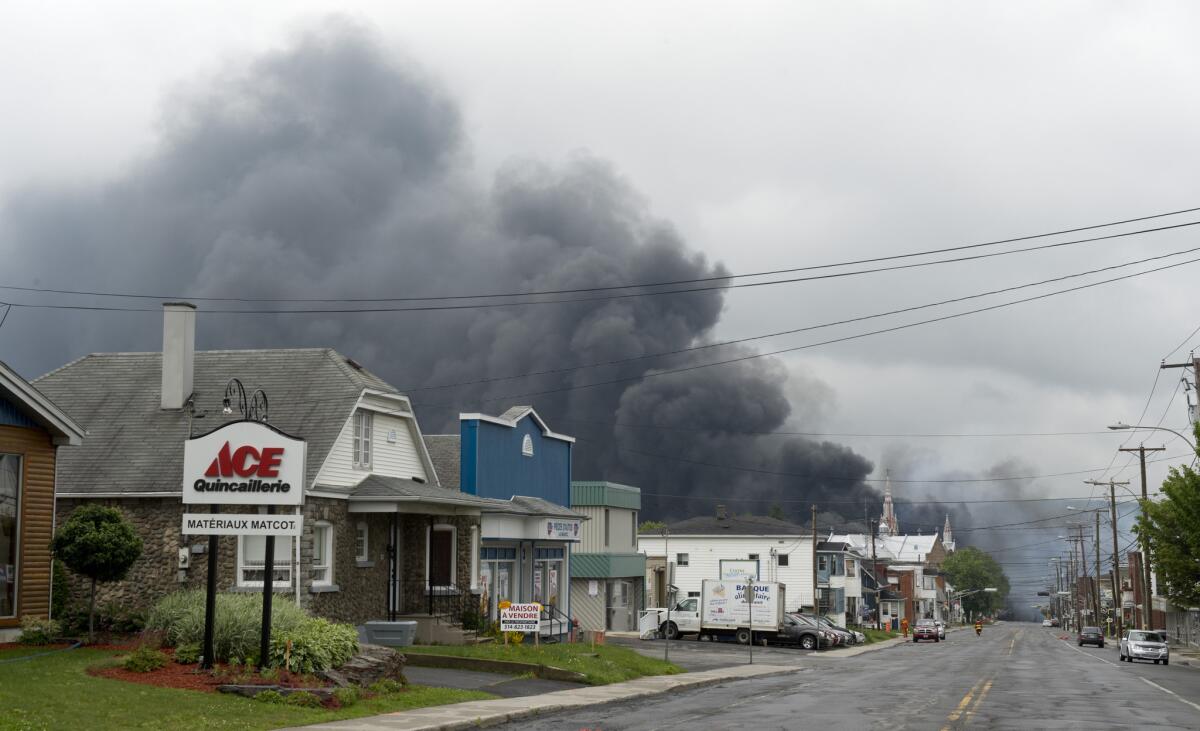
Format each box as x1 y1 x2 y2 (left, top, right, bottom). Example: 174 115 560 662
182 513 303 536
500 603 541 632
719 559 760 581
183 421 307 506
542 519 581 541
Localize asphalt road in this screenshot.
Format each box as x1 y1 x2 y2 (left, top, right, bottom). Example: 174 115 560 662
496 623 1200 730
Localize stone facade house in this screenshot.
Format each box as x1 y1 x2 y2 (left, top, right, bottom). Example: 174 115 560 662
0 362 84 640
35 304 569 641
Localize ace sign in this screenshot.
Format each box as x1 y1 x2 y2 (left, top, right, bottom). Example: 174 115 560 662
183 421 306 506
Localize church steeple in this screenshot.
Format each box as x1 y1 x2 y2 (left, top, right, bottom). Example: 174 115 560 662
879 470 898 536
942 513 955 551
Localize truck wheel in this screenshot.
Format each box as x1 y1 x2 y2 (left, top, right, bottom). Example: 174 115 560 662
735 628 752 645
800 634 817 651
661 622 680 640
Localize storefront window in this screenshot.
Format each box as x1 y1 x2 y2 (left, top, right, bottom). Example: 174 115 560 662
533 547 564 610
0 454 19 618
479 547 516 620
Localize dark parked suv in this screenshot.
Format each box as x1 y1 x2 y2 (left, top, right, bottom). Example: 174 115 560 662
1078 626 1104 648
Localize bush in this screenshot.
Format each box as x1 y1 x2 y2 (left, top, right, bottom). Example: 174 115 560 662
146 589 309 665
51 560 71 620
173 642 201 664
284 691 323 708
270 618 359 674
368 678 404 695
123 646 169 673
60 602 145 636
18 617 62 646
333 687 360 707
253 690 285 704
51 505 143 643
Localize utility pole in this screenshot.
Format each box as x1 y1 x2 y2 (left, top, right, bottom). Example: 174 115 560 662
1094 511 1102 630
1119 444 1165 630
870 515 880 630
1086 479 1129 638
811 504 818 616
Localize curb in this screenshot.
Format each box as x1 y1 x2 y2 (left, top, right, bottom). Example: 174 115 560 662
291 664 799 730
402 653 587 683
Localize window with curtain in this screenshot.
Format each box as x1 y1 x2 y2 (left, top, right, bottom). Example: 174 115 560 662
352 411 373 469
355 522 369 563
238 534 293 588
312 523 333 585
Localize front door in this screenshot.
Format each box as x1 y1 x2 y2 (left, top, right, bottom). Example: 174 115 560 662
607 580 633 631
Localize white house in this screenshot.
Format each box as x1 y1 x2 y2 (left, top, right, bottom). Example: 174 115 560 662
638 508 815 613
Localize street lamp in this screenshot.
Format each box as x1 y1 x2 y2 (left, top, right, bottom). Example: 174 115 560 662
1107 422 1195 450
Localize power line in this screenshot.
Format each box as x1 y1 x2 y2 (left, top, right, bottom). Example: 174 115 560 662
614 444 1190 485
411 253 1200 408
399 245 1200 393
5 206 1200 305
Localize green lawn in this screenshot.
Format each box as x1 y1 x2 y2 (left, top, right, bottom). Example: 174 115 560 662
0 647 493 731
403 642 683 685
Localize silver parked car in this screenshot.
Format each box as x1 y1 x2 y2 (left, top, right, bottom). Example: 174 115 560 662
1119 630 1169 665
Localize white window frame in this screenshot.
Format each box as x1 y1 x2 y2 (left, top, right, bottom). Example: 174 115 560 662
676 552 689 567
846 558 856 578
425 523 457 590
352 411 373 470
0 453 22 619
355 522 369 563
237 532 293 590
778 553 790 567
311 521 334 587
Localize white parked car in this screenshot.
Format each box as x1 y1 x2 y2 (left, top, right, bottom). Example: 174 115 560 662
1042 619 1053 627
1119 630 1169 665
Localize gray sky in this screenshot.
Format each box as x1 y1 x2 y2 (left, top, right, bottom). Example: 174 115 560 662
3 2 1199 605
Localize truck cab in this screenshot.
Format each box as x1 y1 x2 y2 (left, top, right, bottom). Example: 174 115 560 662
657 597 701 639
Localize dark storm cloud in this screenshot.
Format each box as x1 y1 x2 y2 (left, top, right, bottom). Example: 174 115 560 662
0 19 879 521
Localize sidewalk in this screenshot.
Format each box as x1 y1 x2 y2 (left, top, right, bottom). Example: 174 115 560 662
289 663 798 730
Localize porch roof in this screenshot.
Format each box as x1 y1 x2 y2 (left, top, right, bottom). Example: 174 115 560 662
350 475 584 519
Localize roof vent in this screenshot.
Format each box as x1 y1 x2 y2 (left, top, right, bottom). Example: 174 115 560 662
346 357 364 370
411 476 426 484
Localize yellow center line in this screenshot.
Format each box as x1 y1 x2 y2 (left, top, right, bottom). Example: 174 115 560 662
941 677 985 730
965 677 995 724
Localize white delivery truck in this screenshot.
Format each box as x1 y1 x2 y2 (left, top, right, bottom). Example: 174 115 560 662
651 579 787 645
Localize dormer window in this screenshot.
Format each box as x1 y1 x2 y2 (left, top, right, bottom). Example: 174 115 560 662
353 411 373 469
521 434 533 457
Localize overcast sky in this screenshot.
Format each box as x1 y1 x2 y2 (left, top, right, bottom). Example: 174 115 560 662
3 2 1199 603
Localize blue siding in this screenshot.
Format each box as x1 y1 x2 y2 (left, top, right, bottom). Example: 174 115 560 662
0 395 38 429
461 420 479 495
460 414 572 505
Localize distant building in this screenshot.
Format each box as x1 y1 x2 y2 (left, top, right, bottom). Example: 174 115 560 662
568 481 645 633
638 505 816 613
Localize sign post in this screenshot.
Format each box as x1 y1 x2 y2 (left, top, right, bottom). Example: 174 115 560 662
182 419 306 670
747 581 754 665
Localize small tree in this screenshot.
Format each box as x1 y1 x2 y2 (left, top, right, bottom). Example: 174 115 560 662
638 520 666 534
1139 461 1200 609
51 505 143 642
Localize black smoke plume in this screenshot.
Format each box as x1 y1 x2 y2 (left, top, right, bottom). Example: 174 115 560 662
0 19 877 523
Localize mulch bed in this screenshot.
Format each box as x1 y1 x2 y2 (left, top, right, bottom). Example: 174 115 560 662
87 648 325 694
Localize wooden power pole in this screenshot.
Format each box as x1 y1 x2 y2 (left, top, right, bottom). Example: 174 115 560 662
1118 444 1165 629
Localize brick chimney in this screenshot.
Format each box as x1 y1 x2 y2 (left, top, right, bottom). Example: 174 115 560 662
716 504 727 520
161 302 196 410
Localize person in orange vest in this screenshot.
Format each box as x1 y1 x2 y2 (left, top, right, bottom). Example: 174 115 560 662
975 620 983 636
900 617 909 638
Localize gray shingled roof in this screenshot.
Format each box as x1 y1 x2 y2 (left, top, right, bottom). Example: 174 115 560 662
642 514 808 536
351 474 495 506
351 475 584 518
35 348 396 496
499 405 533 421
422 435 460 489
